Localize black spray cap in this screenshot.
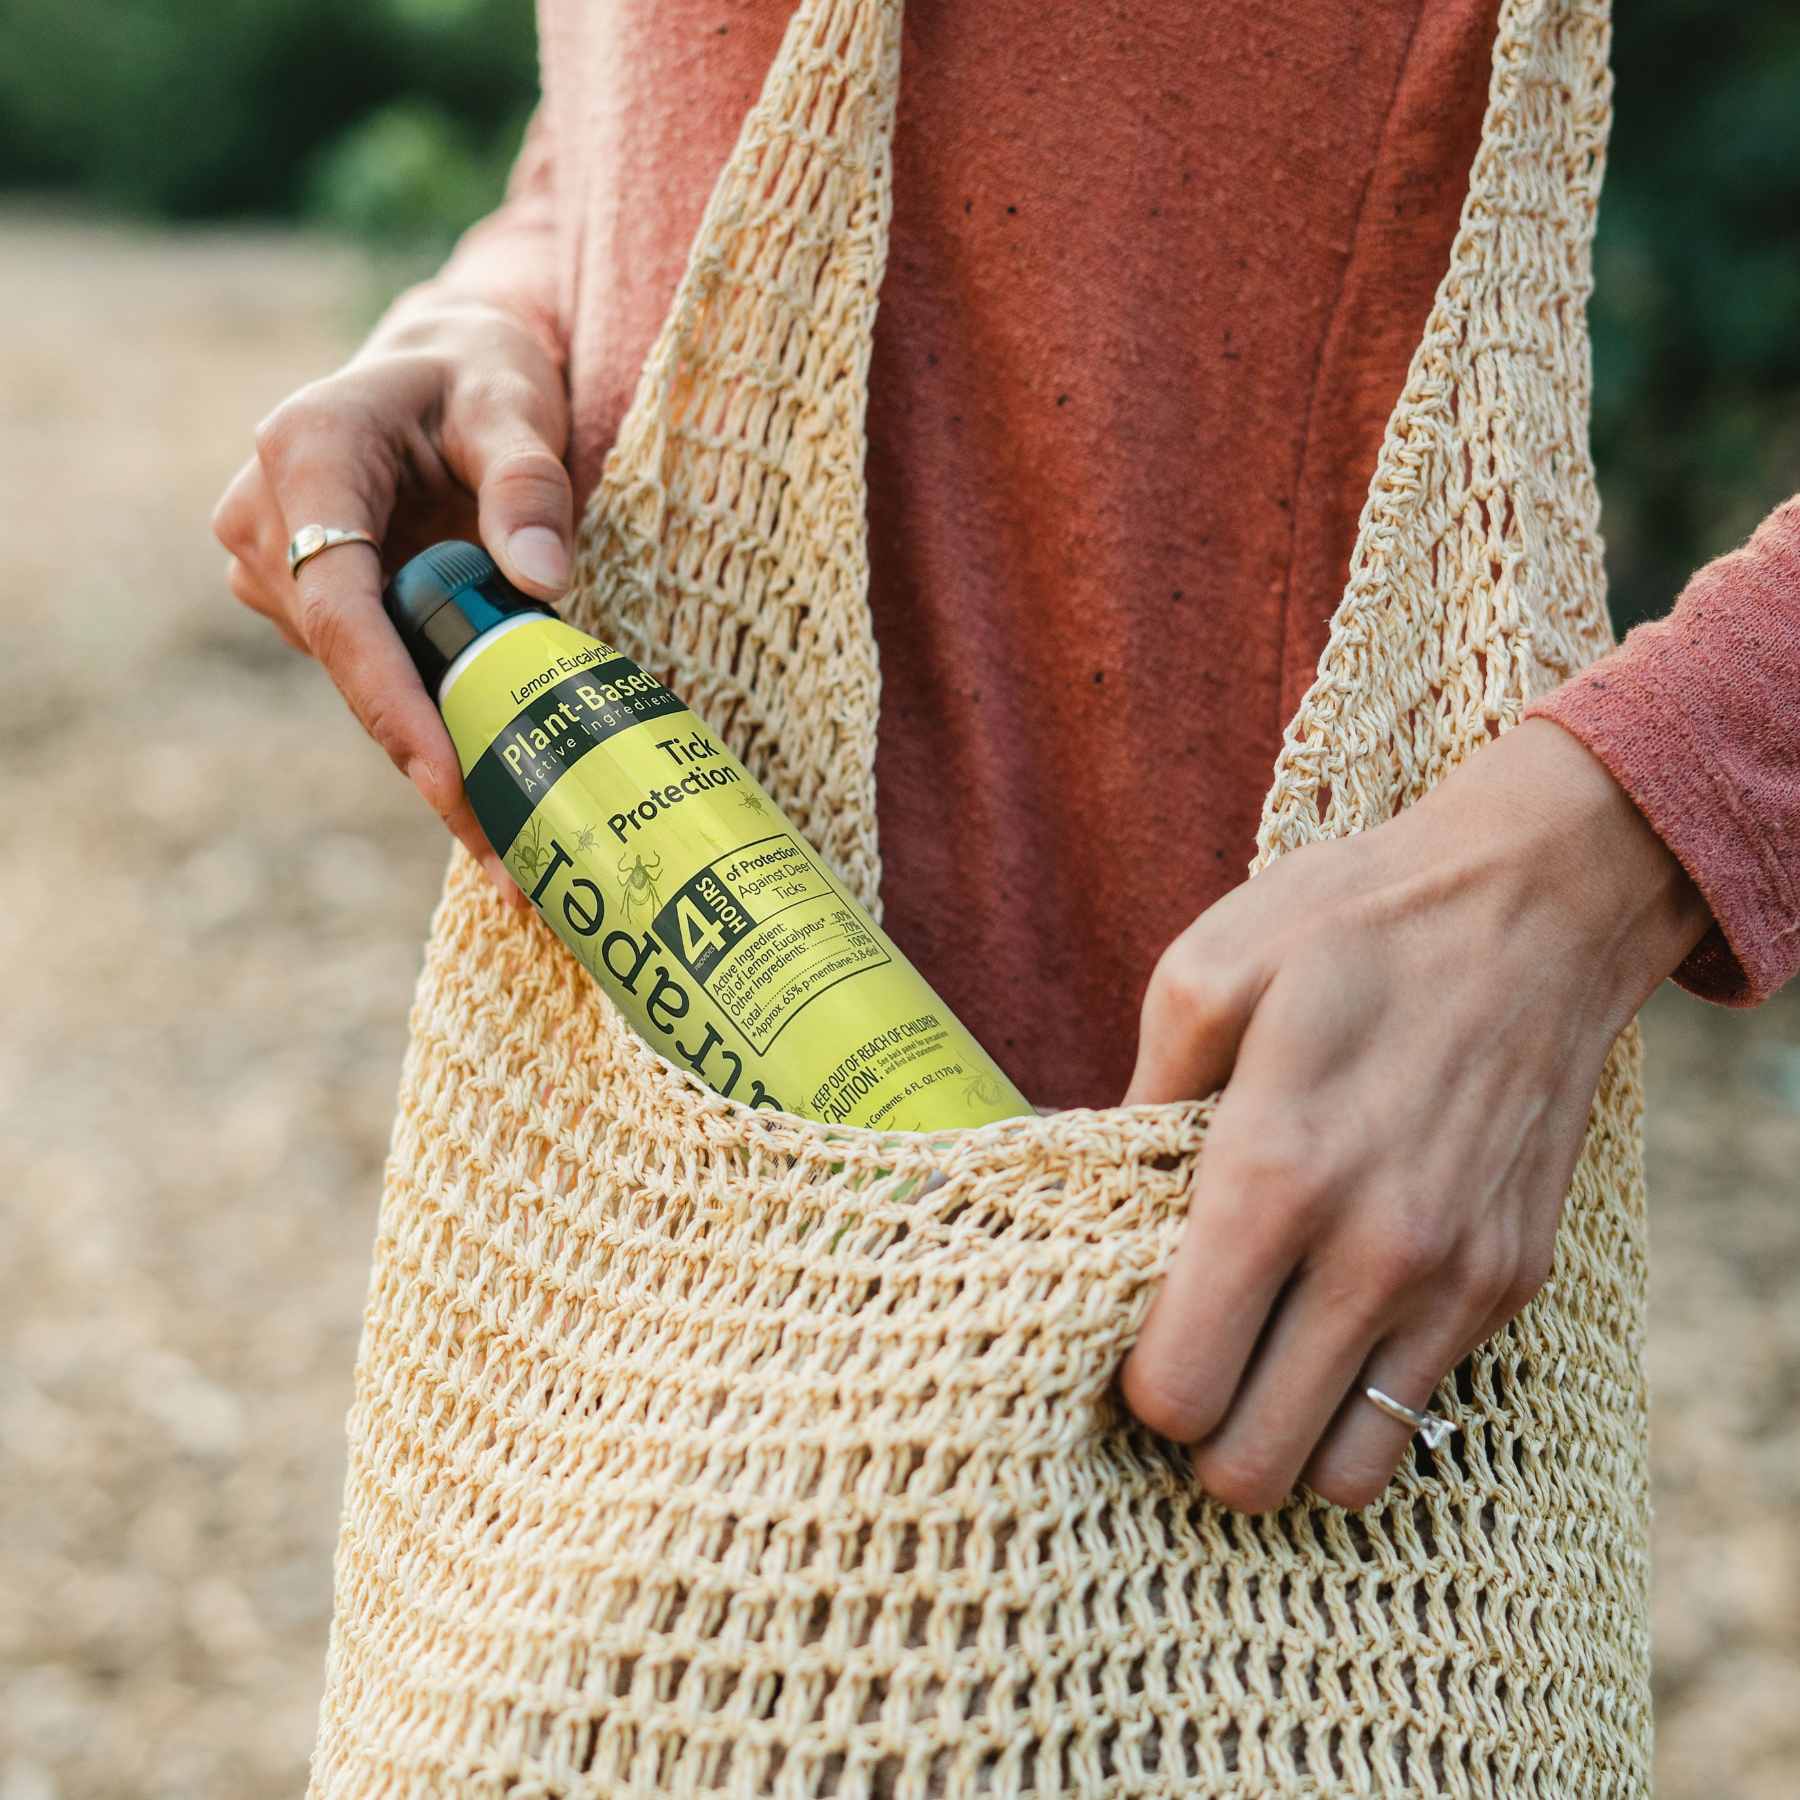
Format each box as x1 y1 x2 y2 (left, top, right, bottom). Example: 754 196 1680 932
382 540 558 694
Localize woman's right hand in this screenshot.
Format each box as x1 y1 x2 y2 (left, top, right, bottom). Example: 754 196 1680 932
212 295 574 900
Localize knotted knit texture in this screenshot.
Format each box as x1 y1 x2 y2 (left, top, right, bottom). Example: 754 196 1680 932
310 0 1651 1793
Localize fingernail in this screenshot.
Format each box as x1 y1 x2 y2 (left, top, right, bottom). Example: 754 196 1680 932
507 527 570 591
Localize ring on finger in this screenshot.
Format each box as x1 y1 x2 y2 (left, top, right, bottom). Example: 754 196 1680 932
288 523 380 579
1362 1384 1457 1450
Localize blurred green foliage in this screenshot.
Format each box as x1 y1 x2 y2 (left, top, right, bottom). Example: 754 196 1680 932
0 0 535 254
304 101 524 257
0 0 1793 627
1594 3 1800 626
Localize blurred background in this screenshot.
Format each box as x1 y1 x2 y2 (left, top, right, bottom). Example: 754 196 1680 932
1 2 1796 1794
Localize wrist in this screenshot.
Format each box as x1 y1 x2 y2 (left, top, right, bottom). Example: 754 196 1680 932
365 284 566 371
1417 719 1711 1023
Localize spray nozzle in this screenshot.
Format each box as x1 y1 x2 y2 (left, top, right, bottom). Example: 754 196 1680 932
382 540 558 693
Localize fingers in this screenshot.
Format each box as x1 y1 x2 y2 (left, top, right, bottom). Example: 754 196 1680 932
1120 1018 1408 1478
1313 1208 1559 1510
1122 927 1265 1105
221 392 523 903
1299 1333 1465 1513
284 529 516 903
1134 1190 1479 1513
299 548 523 907
212 330 573 907
1112 819 1591 1516
225 554 305 651
1118 924 1286 1440
1119 1086 1320 1447
1182 1188 1532 1512
214 458 297 635
441 369 574 598
1121 982 1508 1510
1182 1261 1389 1514
1133 1146 1561 1513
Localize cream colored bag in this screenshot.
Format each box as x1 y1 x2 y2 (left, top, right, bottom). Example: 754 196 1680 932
311 0 1650 1792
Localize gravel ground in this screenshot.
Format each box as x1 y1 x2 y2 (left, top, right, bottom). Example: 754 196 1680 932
1 209 1796 1798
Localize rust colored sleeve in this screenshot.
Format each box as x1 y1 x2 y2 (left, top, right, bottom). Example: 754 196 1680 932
1525 496 1800 1004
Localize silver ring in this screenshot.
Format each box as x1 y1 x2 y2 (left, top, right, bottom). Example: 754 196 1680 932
288 524 379 579
1363 1385 1457 1450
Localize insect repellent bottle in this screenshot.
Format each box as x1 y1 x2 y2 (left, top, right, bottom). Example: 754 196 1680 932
383 541 1034 1133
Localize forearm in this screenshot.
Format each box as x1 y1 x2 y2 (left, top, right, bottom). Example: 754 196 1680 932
1523 495 1800 1005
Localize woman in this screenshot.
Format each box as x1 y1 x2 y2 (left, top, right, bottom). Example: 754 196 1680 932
213 0 1794 1525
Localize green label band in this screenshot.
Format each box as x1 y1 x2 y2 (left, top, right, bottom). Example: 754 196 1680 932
462 661 686 854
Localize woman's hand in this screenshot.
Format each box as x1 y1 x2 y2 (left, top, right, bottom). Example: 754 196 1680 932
211 295 574 898
1119 719 1710 1512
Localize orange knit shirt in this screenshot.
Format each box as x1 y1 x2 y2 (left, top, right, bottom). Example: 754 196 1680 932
424 0 1800 1106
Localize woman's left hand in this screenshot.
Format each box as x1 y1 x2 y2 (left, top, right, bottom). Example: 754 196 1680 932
1118 718 1710 1512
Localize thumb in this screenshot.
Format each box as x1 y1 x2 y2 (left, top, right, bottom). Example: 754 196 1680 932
451 376 576 597
1121 937 1264 1106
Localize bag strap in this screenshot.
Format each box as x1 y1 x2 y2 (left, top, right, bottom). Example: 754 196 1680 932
1252 0 1615 873
569 0 902 919
567 0 1615 903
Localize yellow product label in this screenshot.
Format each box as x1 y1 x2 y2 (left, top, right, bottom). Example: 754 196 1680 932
439 613 1032 1133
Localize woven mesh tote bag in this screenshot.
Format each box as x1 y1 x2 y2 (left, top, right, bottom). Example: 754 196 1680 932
310 0 1651 1792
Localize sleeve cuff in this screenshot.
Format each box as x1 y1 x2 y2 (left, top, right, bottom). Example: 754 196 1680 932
1523 630 1796 1006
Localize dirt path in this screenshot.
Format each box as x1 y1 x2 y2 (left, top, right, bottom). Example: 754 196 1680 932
1 210 1795 1797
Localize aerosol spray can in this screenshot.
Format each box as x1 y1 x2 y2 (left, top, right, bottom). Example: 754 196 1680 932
383 541 1032 1132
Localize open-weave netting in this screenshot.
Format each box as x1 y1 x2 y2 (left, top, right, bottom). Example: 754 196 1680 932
311 0 1651 1792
